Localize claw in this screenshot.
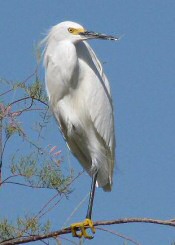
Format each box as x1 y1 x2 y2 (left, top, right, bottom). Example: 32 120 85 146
71 218 96 239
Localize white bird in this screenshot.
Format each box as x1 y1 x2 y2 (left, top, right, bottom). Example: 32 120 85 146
43 21 118 239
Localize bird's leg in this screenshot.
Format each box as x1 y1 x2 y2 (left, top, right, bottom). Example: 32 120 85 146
71 172 97 239
86 172 97 219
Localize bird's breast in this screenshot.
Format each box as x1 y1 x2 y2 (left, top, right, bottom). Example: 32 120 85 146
45 41 79 105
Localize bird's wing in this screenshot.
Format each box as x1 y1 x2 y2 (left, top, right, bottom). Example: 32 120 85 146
77 41 115 174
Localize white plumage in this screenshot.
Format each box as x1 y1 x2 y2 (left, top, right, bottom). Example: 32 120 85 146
43 21 116 191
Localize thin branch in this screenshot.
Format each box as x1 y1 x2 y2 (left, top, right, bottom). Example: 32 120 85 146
35 171 84 219
96 227 141 245
2 181 56 190
12 99 34 117
0 66 38 97
8 97 48 108
62 192 89 228
35 192 60 219
0 116 2 183
1 174 27 185
8 97 31 107
1 217 175 245
38 195 64 219
15 108 47 113
55 236 78 245
39 240 48 245
0 88 14 97
33 98 48 107
0 135 10 171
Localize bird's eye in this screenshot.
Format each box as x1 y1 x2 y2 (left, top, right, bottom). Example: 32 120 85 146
68 28 74 33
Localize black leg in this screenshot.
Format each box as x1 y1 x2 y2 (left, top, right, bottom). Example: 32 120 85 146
86 172 98 219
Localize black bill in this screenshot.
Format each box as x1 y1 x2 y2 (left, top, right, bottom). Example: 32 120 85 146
79 31 119 41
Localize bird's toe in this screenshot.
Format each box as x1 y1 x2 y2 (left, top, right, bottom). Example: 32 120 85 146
71 218 96 239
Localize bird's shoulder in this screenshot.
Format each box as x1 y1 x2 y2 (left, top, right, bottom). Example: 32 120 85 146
44 40 77 68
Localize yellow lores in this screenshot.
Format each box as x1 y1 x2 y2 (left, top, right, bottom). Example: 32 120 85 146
43 21 118 239
68 27 85 35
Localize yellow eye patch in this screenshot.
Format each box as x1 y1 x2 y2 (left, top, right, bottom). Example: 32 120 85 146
68 27 85 35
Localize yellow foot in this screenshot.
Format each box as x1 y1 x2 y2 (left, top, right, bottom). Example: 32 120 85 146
71 218 96 239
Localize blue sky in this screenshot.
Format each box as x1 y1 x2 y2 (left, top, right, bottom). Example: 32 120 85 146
1 1 175 244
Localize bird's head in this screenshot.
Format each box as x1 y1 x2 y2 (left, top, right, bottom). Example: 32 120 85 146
49 21 119 43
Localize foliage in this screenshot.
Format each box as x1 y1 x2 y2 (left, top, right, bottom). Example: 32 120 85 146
0 217 51 242
10 151 73 194
0 70 74 244
25 78 48 102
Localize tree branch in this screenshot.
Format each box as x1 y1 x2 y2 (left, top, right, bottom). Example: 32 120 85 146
1 217 175 245
0 116 2 183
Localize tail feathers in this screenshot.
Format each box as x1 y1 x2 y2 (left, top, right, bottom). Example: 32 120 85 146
96 174 112 192
102 182 112 192
93 161 113 192
96 179 112 192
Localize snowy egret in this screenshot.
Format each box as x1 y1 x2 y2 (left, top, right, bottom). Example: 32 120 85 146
43 21 118 239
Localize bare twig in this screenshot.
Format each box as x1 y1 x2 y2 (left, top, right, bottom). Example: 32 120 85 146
0 88 15 97
96 227 141 245
35 192 60 219
8 97 31 107
38 195 64 219
0 134 11 172
2 181 56 189
35 171 84 219
0 116 2 183
8 97 48 108
1 217 175 245
1 174 27 185
62 192 89 228
55 236 78 245
0 67 38 97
